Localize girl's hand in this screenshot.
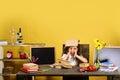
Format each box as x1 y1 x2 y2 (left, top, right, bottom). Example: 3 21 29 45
74 50 78 57
67 51 71 56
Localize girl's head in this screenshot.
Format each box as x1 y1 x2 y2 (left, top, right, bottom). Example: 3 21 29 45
68 46 78 55
63 45 80 55
64 40 80 55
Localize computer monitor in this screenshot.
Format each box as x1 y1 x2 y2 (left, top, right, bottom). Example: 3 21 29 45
31 47 55 65
94 47 120 67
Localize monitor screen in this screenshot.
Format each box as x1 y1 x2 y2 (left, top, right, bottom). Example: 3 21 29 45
31 47 55 65
94 48 120 67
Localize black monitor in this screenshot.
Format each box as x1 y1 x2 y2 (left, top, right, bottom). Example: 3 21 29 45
31 47 55 65
94 47 120 68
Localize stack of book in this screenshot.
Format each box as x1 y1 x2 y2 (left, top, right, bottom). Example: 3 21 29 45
99 62 118 72
21 63 39 73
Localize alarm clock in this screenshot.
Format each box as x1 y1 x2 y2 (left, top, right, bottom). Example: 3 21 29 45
7 51 13 59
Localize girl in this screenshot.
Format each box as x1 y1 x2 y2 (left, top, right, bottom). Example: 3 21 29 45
61 42 89 80
61 45 88 66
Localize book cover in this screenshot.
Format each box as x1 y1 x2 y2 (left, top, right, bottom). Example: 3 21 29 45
100 62 114 67
21 67 38 73
99 66 118 72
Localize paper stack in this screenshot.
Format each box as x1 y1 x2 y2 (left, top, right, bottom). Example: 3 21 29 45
60 60 72 69
0 40 8 45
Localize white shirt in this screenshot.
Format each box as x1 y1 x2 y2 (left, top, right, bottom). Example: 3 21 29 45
62 54 77 66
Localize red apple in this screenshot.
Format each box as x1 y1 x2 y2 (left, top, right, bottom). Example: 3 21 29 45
87 65 97 71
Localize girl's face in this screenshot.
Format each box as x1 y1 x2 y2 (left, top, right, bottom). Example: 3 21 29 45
68 46 78 55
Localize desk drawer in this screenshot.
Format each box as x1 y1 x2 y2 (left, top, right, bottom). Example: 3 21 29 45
89 76 107 80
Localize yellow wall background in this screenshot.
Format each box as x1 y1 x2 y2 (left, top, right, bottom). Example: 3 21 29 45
0 0 120 80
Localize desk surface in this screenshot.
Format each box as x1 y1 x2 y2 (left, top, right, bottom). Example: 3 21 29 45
17 65 120 76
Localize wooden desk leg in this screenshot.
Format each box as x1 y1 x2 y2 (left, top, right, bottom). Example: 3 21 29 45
32 76 35 80
16 75 32 80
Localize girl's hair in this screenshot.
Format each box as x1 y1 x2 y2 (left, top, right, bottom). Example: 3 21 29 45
63 45 81 55
63 45 82 65
63 44 89 64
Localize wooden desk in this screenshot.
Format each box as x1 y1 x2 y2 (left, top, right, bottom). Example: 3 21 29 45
16 65 120 80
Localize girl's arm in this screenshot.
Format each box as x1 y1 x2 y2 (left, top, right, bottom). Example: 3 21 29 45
75 54 88 63
74 51 88 63
62 52 70 60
